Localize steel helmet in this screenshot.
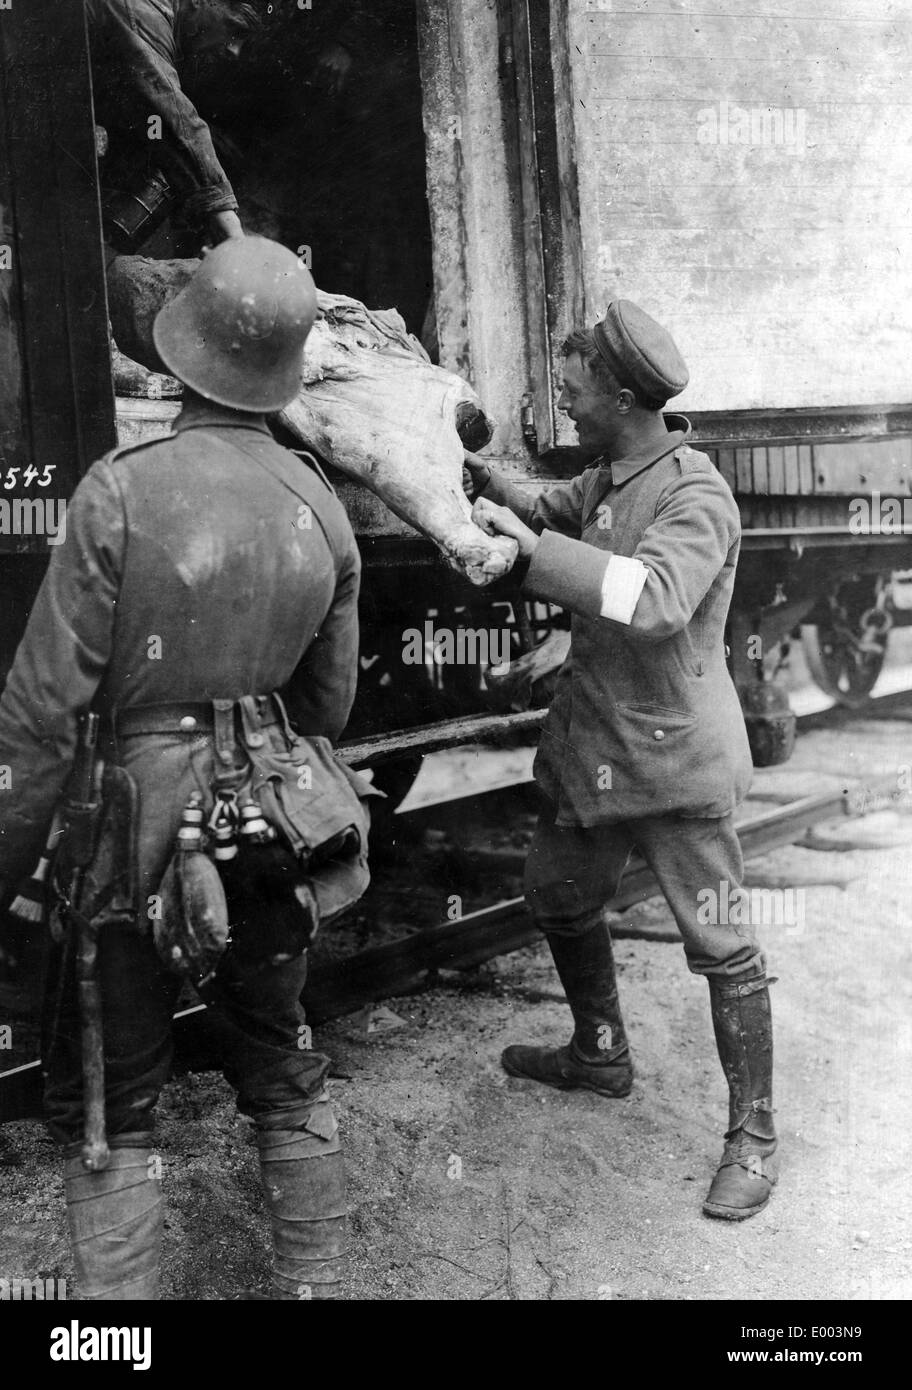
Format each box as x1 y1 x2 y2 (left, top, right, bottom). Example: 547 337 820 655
152 236 317 412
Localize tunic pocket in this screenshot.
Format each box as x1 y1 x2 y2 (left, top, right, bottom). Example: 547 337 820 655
616 703 697 762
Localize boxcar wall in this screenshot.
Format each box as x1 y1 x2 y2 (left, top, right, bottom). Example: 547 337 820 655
557 0 912 700
370 2 912 573
405 0 912 708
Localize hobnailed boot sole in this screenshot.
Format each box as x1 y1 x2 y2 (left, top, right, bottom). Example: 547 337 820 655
501 1044 634 1099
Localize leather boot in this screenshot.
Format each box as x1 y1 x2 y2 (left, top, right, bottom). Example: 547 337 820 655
64 1138 162 1299
256 1106 347 1300
502 919 633 1098
703 973 779 1221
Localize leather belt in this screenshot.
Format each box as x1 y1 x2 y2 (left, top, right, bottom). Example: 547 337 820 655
110 694 283 741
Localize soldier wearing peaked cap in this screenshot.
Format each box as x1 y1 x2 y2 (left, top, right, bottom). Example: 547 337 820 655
465 300 778 1222
0 237 377 1298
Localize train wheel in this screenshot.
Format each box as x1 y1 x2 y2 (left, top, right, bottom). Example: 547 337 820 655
801 582 891 706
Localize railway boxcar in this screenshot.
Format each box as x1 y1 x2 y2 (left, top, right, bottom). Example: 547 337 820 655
2 0 911 1126
2 0 912 760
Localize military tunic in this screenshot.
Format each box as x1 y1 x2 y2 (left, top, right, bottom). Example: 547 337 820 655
0 397 359 886
0 397 361 1141
479 415 761 978
480 415 753 828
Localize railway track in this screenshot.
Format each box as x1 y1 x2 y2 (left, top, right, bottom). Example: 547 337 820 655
2 684 910 1122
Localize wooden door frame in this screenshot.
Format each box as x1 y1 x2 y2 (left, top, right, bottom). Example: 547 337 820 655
417 0 585 458
0 0 114 550
502 0 585 453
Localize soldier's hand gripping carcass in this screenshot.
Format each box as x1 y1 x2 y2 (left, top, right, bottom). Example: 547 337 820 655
106 253 519 586
0 238 377 1301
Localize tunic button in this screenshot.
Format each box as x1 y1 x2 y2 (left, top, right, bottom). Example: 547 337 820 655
179 716 197 733
653 729 665 741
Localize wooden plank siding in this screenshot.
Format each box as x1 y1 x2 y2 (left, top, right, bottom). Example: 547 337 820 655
699 432 912 531
708 436 912 498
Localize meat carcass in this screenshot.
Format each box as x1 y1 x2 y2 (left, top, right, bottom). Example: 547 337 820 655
107 256 517 586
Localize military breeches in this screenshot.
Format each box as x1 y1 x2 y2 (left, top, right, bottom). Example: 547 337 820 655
525 807 764 978
43 924 330 1147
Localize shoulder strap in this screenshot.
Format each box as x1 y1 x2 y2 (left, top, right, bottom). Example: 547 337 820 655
290 448 337 496
100 433 178 468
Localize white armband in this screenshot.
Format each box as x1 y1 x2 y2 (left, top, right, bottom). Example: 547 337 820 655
599 554 649 624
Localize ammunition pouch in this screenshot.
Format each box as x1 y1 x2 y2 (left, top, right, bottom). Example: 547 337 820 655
119 694 381 983
153 726 373 980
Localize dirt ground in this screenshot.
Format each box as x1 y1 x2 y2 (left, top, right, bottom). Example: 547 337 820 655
2 657 912 1300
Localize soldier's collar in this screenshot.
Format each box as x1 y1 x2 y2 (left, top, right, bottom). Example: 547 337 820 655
173 398 273 436
595 413 692 484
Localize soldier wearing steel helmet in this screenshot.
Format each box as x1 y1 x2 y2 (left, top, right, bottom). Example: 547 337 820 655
465 301 778 1223
0 237 370 1298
